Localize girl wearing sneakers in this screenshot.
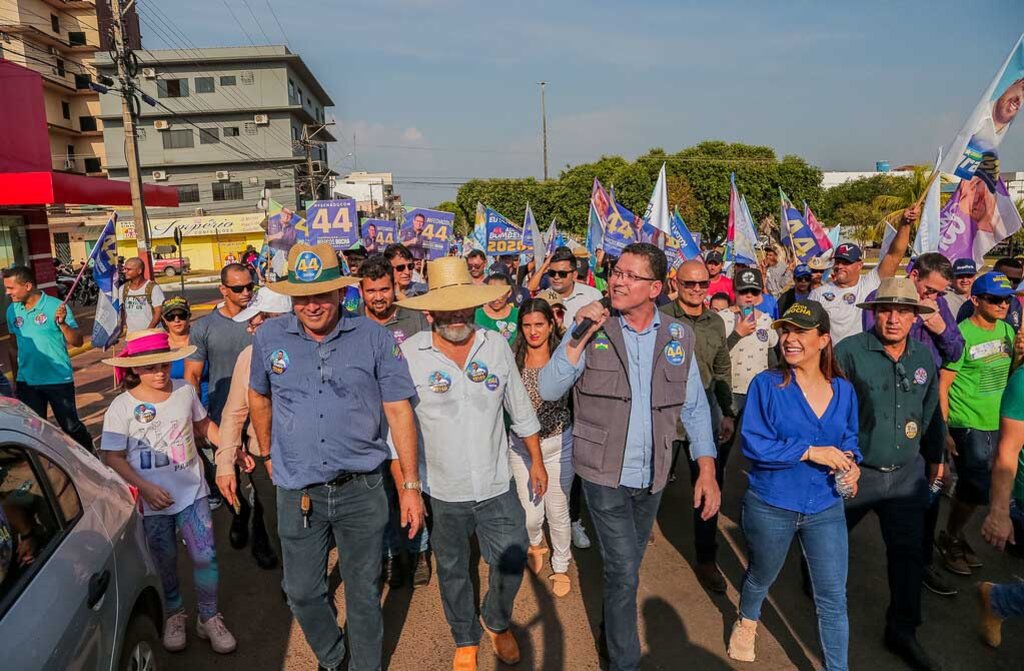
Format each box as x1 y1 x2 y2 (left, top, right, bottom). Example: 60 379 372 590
100 329 237 655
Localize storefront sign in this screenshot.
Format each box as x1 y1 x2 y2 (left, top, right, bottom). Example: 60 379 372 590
118 212 266 240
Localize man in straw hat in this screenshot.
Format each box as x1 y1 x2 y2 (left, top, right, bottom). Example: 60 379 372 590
395 256 547 671
248 243 425 671
539 242 718 671
832 277 944 671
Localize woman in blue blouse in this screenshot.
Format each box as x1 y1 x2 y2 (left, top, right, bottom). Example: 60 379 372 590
727 300 862 671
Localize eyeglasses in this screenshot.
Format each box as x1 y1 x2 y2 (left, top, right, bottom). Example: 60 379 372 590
163 313 188 322
224 282 254 294
980 294 1012 305
547 270 574 279
610 268 658 284
392 263 412 272
678 280 710 289
466 262 485 270
894 362 911 393
920 286 947 298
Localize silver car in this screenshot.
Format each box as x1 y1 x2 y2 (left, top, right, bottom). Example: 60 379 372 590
0 399 167 670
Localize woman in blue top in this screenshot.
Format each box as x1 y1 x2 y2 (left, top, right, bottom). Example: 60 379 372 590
727 300 862 671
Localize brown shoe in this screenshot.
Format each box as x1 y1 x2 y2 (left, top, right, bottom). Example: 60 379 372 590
727 618 757 663
696 562 727 593
978 582 1004 648
937 531 971 576
526 545 548 576
453 645 479 671
485 626 520 665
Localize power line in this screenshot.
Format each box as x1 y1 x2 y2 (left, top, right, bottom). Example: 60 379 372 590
264 0 291 46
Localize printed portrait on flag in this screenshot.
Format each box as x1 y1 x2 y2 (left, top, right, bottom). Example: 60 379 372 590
266 205 302 253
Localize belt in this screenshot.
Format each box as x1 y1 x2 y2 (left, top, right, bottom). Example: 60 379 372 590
862 463 903 473
305 468 378 490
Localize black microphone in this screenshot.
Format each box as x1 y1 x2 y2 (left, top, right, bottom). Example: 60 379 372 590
572 296 612 341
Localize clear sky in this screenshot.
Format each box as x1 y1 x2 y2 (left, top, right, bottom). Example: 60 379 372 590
140 0 1024 207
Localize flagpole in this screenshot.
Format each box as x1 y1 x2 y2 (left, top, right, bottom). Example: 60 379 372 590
61 213 113 307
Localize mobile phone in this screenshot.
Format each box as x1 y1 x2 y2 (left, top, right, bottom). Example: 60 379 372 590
741 306 753 318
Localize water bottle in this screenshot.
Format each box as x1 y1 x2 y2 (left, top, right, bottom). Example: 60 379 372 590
928 478 943 507
834 472 855 499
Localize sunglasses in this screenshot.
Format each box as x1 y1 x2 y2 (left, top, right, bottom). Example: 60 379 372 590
163 313 189 322
547 270 574 278
894 362 911 393
738 289 762 296
980 294 1012 305
678 280 710 289
392 263 412 272
224 282 255 294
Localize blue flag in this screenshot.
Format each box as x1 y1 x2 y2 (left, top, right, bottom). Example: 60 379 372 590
670 209 702 263
91 214 123 350
780 188 828 262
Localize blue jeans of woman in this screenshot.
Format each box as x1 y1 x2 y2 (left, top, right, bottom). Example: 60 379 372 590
739 490 849 671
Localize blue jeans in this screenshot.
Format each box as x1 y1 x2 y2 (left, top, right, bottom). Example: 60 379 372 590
740 490 849 671
582 479 664 671
992 581 1024 619
383 468 429 557
277 473 388 671
429 484 528 647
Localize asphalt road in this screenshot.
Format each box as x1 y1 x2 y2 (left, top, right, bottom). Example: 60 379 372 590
55 311 1024 671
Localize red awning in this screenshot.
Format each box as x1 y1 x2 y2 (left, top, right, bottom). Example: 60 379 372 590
0 171 179 207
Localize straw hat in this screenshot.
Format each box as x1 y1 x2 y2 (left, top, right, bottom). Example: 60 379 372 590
807 254 833 271
856 277 935 314
267 242 358 297
396 257 510 312
102 329 197 368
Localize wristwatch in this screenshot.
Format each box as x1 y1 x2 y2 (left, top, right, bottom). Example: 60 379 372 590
253 453 272 463
402 480 422 491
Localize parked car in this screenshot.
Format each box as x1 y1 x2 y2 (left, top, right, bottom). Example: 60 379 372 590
0 399 167 671
152 254 190 277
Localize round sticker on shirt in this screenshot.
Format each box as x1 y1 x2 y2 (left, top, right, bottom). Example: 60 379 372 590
12 317 22 329
34 313 47 325
466 360 489 383
133 403 157 424
843 293 856 305
498 321 517 341
914 367 928 385
823 292 836 302
484 374 500 391
269 350 290 375
294 251 324 283
664 340 685 366
669 323 685 340
392 329 407 344
428 371 452 394
756 328 769 342
904 420 919 440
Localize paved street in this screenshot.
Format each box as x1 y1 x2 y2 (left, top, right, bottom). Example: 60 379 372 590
48 313 1024 671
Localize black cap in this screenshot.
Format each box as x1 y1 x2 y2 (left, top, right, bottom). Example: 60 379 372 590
734 268 764 292
705 250 723 264
772 299 831 333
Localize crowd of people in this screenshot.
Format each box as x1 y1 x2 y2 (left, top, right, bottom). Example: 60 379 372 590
5 200 1024 671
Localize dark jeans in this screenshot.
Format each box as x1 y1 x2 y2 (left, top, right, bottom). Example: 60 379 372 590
277 473 388 671
570 474 583 523
383 468 430 557
583 479 664 671
17 382 93 450
673 435 732 564
429 484 528 647
845 455 928 636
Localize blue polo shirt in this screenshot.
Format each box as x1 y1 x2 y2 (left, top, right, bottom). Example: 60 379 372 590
250 311 416 490
6 294 77 386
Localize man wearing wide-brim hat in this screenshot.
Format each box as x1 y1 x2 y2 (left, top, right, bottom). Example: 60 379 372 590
395 256 547 671
248 242 425 671
832 277 944 671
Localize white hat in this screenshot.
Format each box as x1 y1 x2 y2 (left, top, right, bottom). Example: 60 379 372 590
233 287 293 323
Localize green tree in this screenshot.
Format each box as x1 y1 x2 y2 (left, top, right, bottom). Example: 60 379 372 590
833 202 879 245
433 200 468 235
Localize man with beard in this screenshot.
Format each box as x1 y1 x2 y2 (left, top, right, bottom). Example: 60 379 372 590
396 257 547 671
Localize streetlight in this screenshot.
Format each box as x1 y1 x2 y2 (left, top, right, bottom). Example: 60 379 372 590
537 81 548 181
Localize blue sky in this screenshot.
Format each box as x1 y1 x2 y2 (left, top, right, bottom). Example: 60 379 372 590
142 0 1024 207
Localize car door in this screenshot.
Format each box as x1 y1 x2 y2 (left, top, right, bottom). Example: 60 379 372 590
0 439 116 671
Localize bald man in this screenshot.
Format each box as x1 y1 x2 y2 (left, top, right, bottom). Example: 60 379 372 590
121 257 165 333
659 259 735 593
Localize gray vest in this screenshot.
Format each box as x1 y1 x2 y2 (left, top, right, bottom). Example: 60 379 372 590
572 313 695 493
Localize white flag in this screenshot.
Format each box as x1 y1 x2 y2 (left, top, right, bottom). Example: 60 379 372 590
643 162 671 243
913 148 943 255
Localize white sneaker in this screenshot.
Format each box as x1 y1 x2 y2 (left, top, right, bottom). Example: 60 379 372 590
571 521 591 549
163 611 187 652
197 613 237 653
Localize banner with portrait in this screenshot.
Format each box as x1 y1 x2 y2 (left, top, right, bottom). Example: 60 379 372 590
484 207 525 257
360 218 397 254
401 207 452 260
302 199 360 251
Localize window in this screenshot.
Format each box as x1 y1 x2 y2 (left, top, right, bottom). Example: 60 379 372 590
291 126 299 141
288 79 295 102
84 157 101 173
66 145 75 161
68 32 86 47
162 129 194 150
176 184 200 203
264 179 281 190
73 73 91 89
79 116 97 132
37 454 82 525
50 14 60 33
212 181 243 201
157 79 189 98
223 127 240 137
195 77 215 94
61 101 70 120
198 128 219 144
55 59 65 77
297 87 303 106
219 75 236 86
240 70 254 85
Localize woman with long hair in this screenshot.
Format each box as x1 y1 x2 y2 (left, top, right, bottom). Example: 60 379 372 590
728 300 861 670
508 298 575 596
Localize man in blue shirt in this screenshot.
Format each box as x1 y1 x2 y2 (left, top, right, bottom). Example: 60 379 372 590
248 243 424 671
3 266 92 450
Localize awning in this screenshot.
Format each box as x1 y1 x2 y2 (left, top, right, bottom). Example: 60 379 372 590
0 171 179 208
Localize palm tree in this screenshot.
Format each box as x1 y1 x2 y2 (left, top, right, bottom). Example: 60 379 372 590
865 165 936 241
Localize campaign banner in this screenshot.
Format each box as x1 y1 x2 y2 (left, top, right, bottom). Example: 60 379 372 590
401 207 452 260
780 188 829 263
91 214 123 350
940 36 1024 180
520 202 545 268
670 209 702 266
938 166 1023 265
484 206 525 256
726 174 758 266
585 202 605 268
266 199 304 255
299 199 360 251
360 218 397 254
593 179 631 256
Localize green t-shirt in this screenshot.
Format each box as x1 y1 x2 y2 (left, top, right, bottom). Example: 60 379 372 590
474 306 519 344
1000 368 1024 502
945 319 1014 430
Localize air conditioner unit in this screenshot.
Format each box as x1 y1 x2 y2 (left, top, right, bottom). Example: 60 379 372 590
194 208 205 216
153 120 170 130
215 170 231 181
253 114 269 125
310 160 324 173
142 68 156 79
248 176 259 186
152 170 168 181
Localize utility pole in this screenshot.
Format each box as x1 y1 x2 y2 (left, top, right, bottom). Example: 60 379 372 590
296 122 336 206
110 0 153 277
538 81 548 181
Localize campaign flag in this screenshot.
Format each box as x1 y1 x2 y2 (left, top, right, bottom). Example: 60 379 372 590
593 178 633 256
585 202 605 269
360 218 397 254
484 206 525 256
914 148 943 255
520 202 545 269
545 219 558 257
938 167 1023 265
401 207 453 260
802 202 833 254
91 214 123 350
669 208 701 269
779 188 830 262
466 202 487 254
643 162 671 245
725 174 758 265
616 198 658 245
827 226 842 249
296 199 360 251
939 35 1024 180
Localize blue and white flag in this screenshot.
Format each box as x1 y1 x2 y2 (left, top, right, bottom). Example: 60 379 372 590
585 203 604 270
643 162 671 246
91 214 123 350
545 219 558 257
670 209 702 262
520 202 545 268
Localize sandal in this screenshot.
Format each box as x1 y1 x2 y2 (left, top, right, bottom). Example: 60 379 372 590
527 545 548 576
550 573 571 597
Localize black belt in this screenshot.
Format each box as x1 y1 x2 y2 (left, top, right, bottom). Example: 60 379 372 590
306 468 378 490
862 463 904 473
